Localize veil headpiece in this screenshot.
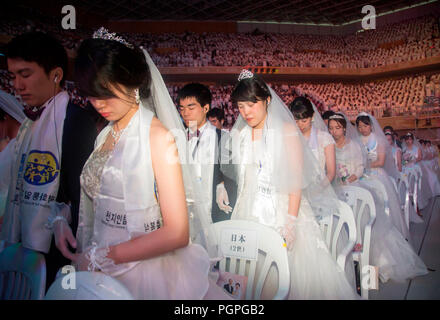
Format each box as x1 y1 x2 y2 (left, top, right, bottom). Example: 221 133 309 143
90 27 217 256
223 76 340 219
355 112 399 179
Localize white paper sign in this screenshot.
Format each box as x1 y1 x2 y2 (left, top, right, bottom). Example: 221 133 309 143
219 227 258 260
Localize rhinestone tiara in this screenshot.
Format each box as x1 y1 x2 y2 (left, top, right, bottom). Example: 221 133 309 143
329 114 345 120
238 69 254 81
92 27 134 49
357 112 369 118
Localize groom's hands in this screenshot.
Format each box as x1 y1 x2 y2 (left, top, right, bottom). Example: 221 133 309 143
54 219 77 261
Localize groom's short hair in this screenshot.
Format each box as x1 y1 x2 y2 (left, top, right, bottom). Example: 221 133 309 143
6 31 68 86
177 83 212 109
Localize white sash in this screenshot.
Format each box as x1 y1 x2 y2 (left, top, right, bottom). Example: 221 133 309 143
77 106 160 262
0 91 68 253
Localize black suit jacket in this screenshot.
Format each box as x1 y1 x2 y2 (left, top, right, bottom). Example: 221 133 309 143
223 283 233 294
46 101 97 289
211 129 238 223
55 101 97 234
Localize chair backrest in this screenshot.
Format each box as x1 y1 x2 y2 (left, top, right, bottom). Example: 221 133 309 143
209 220 290 300
389 176 399 194
337 186 376 299
318 201 357 274
407 171 417 196
0 243 46 300
396 175 410 229
363 178 389 216
45 271 134 300
413 165 423 192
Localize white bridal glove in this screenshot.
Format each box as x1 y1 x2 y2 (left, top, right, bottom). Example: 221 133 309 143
74 243 116 273
46 202 77 261
216 183 232 214
278 215 298 251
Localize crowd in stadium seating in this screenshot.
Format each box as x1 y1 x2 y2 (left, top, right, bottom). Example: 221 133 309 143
1 13 440 128
166 73 440 128
2 66 439 129
0 15 439 69
147 16 440 69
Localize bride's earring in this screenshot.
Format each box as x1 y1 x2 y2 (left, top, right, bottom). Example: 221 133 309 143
135 88 140 105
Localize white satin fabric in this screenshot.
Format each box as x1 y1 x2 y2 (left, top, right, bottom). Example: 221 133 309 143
0 91 68 253
402 145 432 210
232 128 358 299
361 133 409 240
420 147 440 198
333 141 428 283
76 107 228 299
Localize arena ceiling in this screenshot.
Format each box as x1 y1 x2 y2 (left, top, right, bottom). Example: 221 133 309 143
12 0 438 25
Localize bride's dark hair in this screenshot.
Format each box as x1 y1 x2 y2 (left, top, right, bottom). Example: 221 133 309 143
356 115 371 127
74 38 151 101
231 74 271 105
328 114 347 129
289 96 314 120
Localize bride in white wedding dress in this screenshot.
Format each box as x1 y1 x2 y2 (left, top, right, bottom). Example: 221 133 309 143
71 29 230 300
224 70 358 300
355 113 411 241
329 113 428 284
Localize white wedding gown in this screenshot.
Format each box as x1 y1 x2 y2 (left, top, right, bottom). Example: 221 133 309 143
305 127 357 291
334 139 428 283
421 147 440 198
362 133 410 240
79 112 231 300
231 134 358 300
402 145 434 212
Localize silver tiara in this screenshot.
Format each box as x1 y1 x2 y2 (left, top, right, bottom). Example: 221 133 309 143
238 69 254 81
357 112 369 118
92 27 134 49
329 114 345 120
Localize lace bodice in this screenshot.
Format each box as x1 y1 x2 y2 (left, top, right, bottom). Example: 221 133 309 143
335 139 364 183
81 148 112 199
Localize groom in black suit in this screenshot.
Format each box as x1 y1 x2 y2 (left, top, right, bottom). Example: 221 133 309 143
1 32 97 290
224 278 234 294
177 83 237 223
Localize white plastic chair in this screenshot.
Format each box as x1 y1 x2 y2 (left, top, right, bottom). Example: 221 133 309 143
45 271 134 300
362 178 390 216
0 243 46 300
396 174 410 229
413 165 423 197
389 176 399 195
209 220 290 300
406 170 422 223
337 186 376 299
318 200 357 277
